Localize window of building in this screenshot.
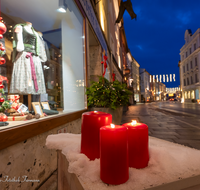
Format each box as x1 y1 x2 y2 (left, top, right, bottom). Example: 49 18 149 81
195 57 197 66
187 64 189 71
185 91 187 99
195 74 199 83
183 66 185 73
184 79 186 86
190 76 193 84
2 0 86 128
190 61 193 69
187 78 189 85
191 90 195 99
189 48 191 54
186 52 188 58
194 43 196 51
188 91 190 99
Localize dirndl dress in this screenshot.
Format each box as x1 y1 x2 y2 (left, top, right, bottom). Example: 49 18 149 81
10 25 47 94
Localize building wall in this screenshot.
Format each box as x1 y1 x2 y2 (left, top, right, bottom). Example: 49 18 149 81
132 58 140 102
88 45 102 84
0 119 81 190
180 29 200 101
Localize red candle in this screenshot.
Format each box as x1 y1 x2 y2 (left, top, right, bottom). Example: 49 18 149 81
122 120 149 169
81 111 112 160
100 124 129 185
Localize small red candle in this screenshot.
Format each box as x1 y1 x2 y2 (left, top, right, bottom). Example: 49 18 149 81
81 111 112 160
100 124 129 185
123 120 149 169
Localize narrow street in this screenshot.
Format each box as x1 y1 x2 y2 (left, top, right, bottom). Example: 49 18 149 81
122 102 200 150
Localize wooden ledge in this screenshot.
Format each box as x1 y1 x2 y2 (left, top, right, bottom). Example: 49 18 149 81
0 109 87 151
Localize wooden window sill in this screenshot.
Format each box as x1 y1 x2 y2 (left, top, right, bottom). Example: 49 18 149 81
0 109 87 151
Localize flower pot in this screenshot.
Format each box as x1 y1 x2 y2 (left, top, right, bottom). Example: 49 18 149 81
89 107 123 125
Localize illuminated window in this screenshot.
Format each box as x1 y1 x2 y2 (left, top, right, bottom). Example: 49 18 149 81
188 91 190 99
185 91 187 99
191 90 195 99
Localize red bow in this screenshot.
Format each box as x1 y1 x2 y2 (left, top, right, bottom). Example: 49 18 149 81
112 73 116 82
12 105 20 111
101 55 108 77
9 95 20 103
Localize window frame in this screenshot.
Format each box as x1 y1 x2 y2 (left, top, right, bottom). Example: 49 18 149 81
0 0 89 150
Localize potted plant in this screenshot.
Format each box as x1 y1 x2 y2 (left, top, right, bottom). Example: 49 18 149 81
86 76 132 124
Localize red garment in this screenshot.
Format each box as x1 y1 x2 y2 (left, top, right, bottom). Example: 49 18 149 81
26 52 38 92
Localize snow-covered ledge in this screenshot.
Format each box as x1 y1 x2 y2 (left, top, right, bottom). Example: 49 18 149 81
46 133 200 190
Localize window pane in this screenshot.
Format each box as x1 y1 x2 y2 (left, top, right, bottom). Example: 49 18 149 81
1 0 86 123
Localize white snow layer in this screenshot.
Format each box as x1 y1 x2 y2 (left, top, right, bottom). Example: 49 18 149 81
46 133 200 190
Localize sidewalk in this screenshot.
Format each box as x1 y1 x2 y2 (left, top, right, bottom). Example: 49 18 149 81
121 104 200 150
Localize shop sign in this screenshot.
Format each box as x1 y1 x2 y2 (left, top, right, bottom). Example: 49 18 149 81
79 0 107 52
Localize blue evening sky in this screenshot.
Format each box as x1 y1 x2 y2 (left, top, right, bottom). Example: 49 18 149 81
123 0 200 88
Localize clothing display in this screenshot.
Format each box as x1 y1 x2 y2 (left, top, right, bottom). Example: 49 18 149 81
10 23 47 94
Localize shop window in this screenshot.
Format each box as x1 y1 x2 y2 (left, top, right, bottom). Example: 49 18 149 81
185 91 187 99
191 90 195 99
188 91 190 99
1 0 86 128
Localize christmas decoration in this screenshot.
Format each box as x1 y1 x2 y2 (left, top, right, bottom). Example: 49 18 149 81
101 51 107 78
0 113 8 122
35 113 40 119
26 114 33 120
0 17 7 37
0 17 7 67
112 73 116 82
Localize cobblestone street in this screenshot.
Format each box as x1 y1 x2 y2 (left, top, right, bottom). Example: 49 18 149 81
121 103 200 150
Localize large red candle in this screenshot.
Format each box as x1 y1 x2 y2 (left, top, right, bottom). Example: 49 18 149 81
100 124 129 185
81 111 112 160
122 120 149 169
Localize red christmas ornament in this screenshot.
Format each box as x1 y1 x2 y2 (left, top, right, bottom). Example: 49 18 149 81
0 98 4 102
0 19 7 35
0 46 5 51
0 57 6 65
2 114 8 122
0 34 3 40
0 84 4 89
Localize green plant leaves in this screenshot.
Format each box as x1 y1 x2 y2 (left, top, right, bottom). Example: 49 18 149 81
86 76 132 110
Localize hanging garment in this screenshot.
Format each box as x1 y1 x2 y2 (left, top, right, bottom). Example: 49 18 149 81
10 24 46 94
115 0 137 23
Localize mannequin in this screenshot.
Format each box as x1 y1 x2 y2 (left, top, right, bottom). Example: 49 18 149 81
10 22 47 95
